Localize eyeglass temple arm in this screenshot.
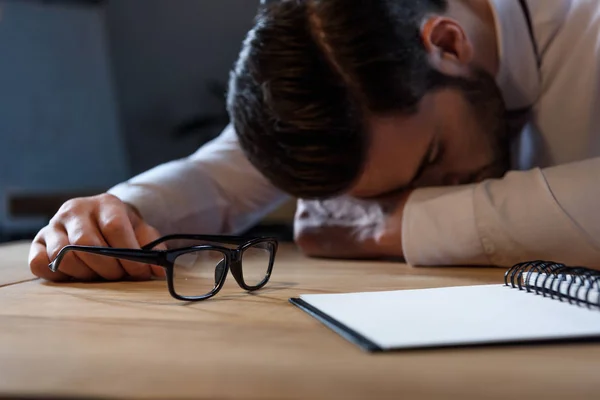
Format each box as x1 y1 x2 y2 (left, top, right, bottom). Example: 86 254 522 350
49 245 165 272
142 234 271 250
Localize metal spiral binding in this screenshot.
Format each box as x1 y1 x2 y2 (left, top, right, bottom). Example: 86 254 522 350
504 261 600 310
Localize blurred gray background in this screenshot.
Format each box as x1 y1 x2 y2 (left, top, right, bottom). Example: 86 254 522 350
0 0 295 242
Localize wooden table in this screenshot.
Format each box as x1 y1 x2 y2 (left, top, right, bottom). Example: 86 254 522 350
1 240 599 399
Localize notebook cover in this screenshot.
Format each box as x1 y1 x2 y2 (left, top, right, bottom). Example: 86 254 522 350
289 297 383 352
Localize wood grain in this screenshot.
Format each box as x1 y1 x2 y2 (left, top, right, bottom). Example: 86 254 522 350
0 241 37 287
0 241 599 399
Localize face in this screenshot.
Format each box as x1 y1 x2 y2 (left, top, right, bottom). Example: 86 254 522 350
349 68 510 198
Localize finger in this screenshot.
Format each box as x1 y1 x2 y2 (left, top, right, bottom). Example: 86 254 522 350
125 200 165 278
96 203 153 281
44 225 99 281
134 223 166 278
124 202 145 227
29 233 70 282
63 216 126 281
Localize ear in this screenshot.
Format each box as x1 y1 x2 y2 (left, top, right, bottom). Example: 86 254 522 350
421 17 474 77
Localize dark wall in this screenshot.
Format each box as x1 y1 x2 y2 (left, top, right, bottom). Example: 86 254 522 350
0 0 262 237
105 0 260 175
0 1 127 232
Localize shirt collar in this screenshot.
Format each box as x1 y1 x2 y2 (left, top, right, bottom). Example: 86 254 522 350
488 0 541 110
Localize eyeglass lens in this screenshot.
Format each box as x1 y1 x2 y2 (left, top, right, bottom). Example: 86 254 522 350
150 238 273 298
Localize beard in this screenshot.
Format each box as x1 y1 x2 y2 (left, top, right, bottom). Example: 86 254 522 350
462 67 511 180
432 66 511 182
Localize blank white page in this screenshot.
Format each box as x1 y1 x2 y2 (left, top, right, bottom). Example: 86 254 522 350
298 285 600 350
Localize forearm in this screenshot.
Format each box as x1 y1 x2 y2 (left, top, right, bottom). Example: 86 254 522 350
402 157 600 268
108 160 229 235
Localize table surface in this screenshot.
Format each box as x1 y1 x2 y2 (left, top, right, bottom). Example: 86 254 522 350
1 240 599 400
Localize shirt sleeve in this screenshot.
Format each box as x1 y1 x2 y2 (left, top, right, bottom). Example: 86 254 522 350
402 157 600 268
108 124 289 236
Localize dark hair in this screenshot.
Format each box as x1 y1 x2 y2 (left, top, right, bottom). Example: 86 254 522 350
227 0 449 199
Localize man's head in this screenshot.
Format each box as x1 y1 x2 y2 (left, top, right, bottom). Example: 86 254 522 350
228 0 509 199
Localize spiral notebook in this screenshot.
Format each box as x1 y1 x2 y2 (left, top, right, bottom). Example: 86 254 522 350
289 261 600 352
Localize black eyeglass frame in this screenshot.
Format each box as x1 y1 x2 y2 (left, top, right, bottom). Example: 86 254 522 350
48 234 279 301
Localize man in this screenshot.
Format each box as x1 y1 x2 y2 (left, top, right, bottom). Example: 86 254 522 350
29 0 600 282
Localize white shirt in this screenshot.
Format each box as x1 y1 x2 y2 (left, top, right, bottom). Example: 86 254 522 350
109 0 600 268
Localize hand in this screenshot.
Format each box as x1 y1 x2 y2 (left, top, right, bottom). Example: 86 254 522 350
293 192 410 259
29 193 165 282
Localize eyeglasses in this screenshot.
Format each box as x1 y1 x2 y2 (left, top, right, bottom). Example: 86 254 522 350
48 234 278 301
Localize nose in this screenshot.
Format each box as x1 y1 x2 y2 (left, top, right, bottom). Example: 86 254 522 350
443 174 468 186
444 167 499 186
